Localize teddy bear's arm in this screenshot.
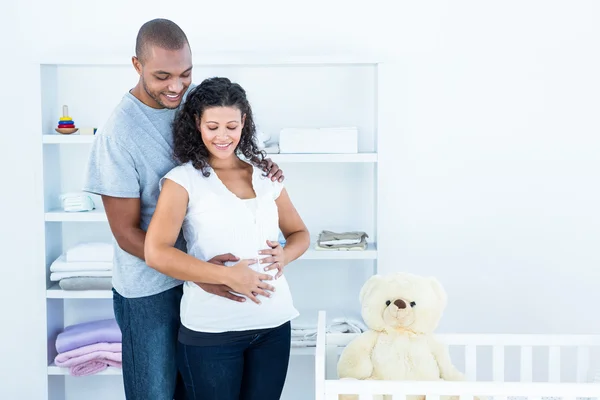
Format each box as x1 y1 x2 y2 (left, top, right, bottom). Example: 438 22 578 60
337 331 379 380
428 336 465 381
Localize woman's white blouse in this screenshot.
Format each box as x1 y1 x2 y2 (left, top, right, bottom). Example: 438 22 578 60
160 161 299 333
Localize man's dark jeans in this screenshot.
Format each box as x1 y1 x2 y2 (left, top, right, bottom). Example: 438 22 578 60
113 285 186 400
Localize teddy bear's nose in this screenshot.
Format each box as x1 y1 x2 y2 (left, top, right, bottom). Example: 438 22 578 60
394 299 407 309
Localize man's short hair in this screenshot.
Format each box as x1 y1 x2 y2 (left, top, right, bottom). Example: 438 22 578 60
135 18 189 63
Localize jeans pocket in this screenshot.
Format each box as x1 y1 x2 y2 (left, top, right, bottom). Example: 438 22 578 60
112 289 130 332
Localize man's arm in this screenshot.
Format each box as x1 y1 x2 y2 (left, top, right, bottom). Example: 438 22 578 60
102 196 145 260
83 134 145 258
102 189 233 285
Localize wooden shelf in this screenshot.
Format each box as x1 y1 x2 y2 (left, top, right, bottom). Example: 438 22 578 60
48 346 315 375
45 244 376 300
46 284 112 299
45 209 107 222
48 363 122 376
304 242 377 259
41 135 378 163
269 153 377 163
43 134 95 144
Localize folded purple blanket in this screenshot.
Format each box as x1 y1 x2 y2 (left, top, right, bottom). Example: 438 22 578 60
55 318 121 353
55 342 122 376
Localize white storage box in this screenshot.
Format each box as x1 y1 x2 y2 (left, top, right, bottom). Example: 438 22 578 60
279 127 358 154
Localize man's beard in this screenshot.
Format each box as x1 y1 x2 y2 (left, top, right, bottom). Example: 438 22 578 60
142 79 178 110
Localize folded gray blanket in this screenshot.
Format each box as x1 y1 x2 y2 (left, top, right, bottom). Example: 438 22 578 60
59 277 113 291
318 230 368 242
316 238 368 250
316 230 369 250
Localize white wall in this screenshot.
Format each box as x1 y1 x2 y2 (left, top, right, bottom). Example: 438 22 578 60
378 1 600 336
2 0 600 398
0 2 49 399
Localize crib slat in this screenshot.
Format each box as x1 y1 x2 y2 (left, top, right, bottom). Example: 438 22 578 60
426 395 440 400
465 345 477 380
576 346 590 382
325 346 338 380
493 345 504 381
520 345 533 382
358 394 375 400
389 395 406 400
459 395 474 400
548 346 560 382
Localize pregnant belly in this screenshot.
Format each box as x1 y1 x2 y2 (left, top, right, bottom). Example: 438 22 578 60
181 259 297 332
223 255 279 280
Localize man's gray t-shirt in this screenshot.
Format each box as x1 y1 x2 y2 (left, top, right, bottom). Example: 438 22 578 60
83 89 192 298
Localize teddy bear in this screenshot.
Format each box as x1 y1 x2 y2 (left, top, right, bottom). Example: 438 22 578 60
336 272 469 400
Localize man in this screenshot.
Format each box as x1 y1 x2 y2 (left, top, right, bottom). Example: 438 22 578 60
83 18 285 400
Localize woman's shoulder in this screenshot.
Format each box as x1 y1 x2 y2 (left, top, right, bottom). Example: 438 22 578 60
251 165 284 199
164 161 193 179
161 162 207 193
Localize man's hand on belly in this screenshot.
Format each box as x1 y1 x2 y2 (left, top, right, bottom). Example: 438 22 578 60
195 282 246 302
194 253 246 303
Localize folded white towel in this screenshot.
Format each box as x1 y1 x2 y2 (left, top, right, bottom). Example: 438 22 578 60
50 270 112 282
50 255 112 272
66 242 113 262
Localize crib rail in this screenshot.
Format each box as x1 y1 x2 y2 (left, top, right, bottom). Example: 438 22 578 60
325 379 600 399
315 311 600 400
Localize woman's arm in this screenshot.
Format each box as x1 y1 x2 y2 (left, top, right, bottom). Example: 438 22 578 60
277 188 310 263
259 188 310 273
145 178 275 303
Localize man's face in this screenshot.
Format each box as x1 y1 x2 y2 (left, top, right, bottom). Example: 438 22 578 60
135 44 192 109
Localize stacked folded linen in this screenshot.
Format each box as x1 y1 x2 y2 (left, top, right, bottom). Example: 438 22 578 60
65 242 113 262
290 309 367 348
50 242 113 290
54 318 122 376
315 230 369 251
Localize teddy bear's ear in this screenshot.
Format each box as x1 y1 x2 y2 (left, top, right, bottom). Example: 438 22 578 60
429 277 447 307
359 275 383 303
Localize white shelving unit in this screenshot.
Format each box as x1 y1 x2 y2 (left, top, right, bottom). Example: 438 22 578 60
38 54 387 400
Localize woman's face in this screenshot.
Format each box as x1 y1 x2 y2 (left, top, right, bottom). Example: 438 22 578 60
197 106 245 160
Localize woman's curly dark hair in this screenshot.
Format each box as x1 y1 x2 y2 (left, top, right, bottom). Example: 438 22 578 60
172 77 267 177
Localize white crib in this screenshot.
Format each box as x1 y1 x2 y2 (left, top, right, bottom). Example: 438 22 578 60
314 311 600 400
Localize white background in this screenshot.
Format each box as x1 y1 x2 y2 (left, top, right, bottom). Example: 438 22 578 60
1 0 600 398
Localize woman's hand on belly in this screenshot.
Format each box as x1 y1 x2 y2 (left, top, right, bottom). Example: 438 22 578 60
258 240 287 279
223 259 276 305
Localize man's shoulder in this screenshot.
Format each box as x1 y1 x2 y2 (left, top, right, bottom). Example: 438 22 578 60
180 83 197 105
95 94 143 144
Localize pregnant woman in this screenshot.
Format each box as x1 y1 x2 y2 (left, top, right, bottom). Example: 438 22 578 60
144 76 310 400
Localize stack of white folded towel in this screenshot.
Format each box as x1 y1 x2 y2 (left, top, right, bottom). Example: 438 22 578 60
50 242 113 291
290 309 368 348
